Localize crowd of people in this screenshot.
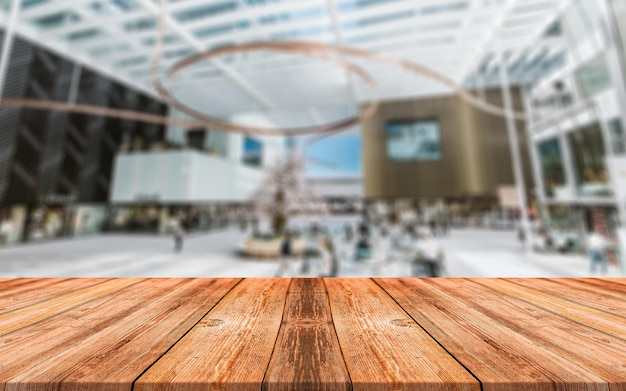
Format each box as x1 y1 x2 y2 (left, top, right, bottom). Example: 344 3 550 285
273 218 447 278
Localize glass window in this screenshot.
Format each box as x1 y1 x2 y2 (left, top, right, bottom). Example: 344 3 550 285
33 11 80 29
574 55 612 99
609 118 626 154
537 138 565 195
568 123 612 197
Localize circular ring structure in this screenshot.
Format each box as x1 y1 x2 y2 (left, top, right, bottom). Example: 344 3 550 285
0 0 527 135
153 41 525 137
154 42 380 136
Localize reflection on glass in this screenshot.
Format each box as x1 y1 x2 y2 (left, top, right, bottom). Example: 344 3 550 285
568 123 612 197
538 138 565 196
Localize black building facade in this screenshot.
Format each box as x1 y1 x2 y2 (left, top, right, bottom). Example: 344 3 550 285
0 33 167 244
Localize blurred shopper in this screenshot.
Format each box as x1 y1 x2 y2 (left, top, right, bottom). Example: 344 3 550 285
517 226 526 250
173 223 185 253
358 220 370 238
429 219 437 237
301 224 320 274
321 236 339 277
587 230 610 275
239 213 248 232
355 232 372 261
275 230 293 277
440 217 449 236
344 223 354 242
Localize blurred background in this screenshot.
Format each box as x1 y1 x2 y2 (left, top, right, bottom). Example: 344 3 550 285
1 0 626 278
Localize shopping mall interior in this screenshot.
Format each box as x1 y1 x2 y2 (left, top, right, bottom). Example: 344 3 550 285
1 0 626 278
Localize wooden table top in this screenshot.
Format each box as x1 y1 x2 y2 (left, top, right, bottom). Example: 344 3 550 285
0 278 624 391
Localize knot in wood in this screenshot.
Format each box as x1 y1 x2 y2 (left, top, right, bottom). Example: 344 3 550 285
199 319 224 327
390 319 416 328
289 319 326 328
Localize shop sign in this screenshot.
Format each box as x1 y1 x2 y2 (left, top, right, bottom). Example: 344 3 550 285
39 193 77 204
498 186 520 208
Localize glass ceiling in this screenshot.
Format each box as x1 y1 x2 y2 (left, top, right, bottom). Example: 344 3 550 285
1 0 567 121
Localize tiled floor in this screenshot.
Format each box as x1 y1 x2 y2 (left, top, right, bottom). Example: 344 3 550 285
0 218 623 278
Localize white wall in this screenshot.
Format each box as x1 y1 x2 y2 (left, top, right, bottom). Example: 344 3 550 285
110 150 266 203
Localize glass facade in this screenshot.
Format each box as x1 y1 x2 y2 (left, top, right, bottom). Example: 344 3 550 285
567 123 612 197
537 138 565 196
574 55 612 99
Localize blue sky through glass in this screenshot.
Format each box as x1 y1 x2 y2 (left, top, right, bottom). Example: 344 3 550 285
302 130 362 178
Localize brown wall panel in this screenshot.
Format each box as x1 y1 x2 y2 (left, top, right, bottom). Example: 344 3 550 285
362 88 533 200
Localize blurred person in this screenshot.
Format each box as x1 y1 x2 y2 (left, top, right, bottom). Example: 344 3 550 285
239 213 248 232
441 217 450 236
517 226 526 250
301 224 320 274
172 222 185 253
275 230 293 277
428 219 437 237
355 232 372 261
358 220 370 238
320 236 339 277
344 223 354 242
412 231 445 277
587 230 610 275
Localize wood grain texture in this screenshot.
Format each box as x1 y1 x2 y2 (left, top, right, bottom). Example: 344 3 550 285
0 278 109 314
288 278 327 293
0 278 141 336
505 279 626 319
3 278 240 391
376 278 605 391
476 278 626 340
134 278 290 391
325 278 480 391
263 278 350 391
0 278 625 391
429 279 626 390
0 279 182 388
567 279 626 298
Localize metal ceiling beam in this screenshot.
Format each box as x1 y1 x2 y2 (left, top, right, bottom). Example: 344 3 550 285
457 0 525 83
0 8 159 99
324 0 359 103
20 0 92 18
485 0 573 82
134 0 275 110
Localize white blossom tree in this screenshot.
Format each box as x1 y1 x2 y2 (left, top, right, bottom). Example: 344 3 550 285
251 152 328 234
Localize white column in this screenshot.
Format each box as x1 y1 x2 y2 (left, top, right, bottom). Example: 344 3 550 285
498 49 533 253
521 86 547 208
558 128 577 198
0 0 22 98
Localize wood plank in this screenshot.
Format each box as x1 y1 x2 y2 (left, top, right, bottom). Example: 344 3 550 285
325 278 480 391
0 279 183 386
545 278 626 300
0 278 109 314
135 278 290 391
0 279 43 293
476 279 626 340
263 278 350 391
505 279 626 319
3 278 240 391
571 279 626 296
0 278 141 335
429 279 626 390
0 279 78 303
376 278 608 391
288 278 327 293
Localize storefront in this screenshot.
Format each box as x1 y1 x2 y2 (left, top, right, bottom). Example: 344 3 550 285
0 205 27 245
